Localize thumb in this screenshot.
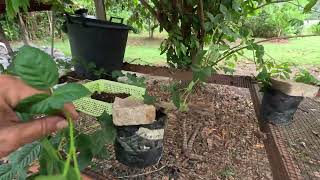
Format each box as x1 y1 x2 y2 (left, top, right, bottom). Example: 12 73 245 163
0 116 68 157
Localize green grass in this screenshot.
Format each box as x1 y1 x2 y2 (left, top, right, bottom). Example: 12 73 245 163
243 36 320 65
125 45 165 65
31 34 166 65
18 34 320 67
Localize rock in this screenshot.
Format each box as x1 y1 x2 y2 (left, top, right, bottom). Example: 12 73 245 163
155 101 176 111
271 78 319 98
112 97 156 126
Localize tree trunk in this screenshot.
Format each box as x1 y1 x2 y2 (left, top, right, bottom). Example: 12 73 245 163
18 13 30 45
50 11 55 57
0 23 13 55
47 11 52 37
148 17 151 38
94 0 106 20
29 12 37 40
150 29 154 39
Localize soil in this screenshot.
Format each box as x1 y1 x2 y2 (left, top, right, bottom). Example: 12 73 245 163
58 71 84 83
79 78 272 179
91 92 130 103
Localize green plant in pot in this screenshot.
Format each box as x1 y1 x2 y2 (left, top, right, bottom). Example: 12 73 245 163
256 59 320 125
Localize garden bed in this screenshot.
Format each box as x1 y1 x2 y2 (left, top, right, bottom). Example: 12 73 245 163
79 79 272 179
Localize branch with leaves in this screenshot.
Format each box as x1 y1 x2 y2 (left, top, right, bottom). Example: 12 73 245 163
0 46 116 179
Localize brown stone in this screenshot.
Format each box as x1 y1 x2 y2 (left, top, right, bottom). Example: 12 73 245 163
271 78 320 97
112 97 156 126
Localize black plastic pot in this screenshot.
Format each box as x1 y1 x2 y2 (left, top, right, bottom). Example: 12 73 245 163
64 14 131 79
114 110 167 168
261 88 303 125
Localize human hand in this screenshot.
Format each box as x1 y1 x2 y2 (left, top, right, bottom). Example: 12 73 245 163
0 75 79 157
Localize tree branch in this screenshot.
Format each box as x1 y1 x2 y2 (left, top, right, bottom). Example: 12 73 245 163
140 0 171 32
198 0 205 47
253 0 293 10
139 0 157 18
216 34 320 64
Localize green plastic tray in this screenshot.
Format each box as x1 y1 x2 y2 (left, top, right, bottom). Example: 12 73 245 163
73 80 145 117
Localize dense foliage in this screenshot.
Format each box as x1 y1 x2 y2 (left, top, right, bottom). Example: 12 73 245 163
246 4 306 38
311 22 320 34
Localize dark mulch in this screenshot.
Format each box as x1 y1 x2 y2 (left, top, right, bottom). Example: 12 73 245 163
59 71 84 83
91 92 130 103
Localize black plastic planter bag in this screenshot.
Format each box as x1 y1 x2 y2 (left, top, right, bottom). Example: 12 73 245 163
261 89 303 124
64 14 130 79
114 111 167 168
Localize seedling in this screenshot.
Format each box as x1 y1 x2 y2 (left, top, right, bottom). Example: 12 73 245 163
0 46 116 180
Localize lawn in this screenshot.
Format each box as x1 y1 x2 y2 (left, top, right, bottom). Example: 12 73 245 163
31 32 166 65
18 34 320 67
243 36 320 66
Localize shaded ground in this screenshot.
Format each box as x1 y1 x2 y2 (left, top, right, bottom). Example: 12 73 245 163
79 79 272 179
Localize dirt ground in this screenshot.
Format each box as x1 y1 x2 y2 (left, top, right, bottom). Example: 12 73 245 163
80 78 272 180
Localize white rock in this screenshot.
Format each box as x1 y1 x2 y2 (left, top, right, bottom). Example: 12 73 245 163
271 78 320 97
112 97 156 126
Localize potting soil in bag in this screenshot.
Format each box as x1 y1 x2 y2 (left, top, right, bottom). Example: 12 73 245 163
261 89 303 124
114 111 167 168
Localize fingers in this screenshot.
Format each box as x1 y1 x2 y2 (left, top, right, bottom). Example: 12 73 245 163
64 103 79 121
0 116 68 157
0 75 43 107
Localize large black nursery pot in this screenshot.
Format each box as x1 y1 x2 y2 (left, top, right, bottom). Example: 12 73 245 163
64 12 131 79
261 88 303 125
114 110 167 168
259 78 320 125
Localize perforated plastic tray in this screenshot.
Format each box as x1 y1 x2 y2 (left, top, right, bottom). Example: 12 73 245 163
73 80 145 116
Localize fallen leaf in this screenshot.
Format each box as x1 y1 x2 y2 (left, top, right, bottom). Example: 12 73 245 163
207 138 214 150
300 141 307 148
312 130 319 137
253 143 264 149
313 172 320 178
162 176 169 180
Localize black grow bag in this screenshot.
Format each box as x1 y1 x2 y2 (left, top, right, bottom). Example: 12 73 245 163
64 14 130 79
114 111 167 168
261 88 303 125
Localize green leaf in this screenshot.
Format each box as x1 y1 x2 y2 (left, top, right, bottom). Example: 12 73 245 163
16 112 33 122
304 0 317 13
0 64 4 74
16 83 90 115
111 70 125 78
77 148 93 171
97 112 114 128
9 142 41 168
143 92 156 105
15 94 50 112
0 164 15 180
90 130 116 155
204 22 213 32
192 66 213 81
76 134 93 170
9 46 59 90
170 84 181 109
90 112 116 155
206 12 215 22
220 5 231 20
16 167 27 180
35 175 66 180
53 83 91 101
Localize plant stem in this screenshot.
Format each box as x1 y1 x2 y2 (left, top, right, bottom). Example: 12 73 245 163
63 112 81 180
